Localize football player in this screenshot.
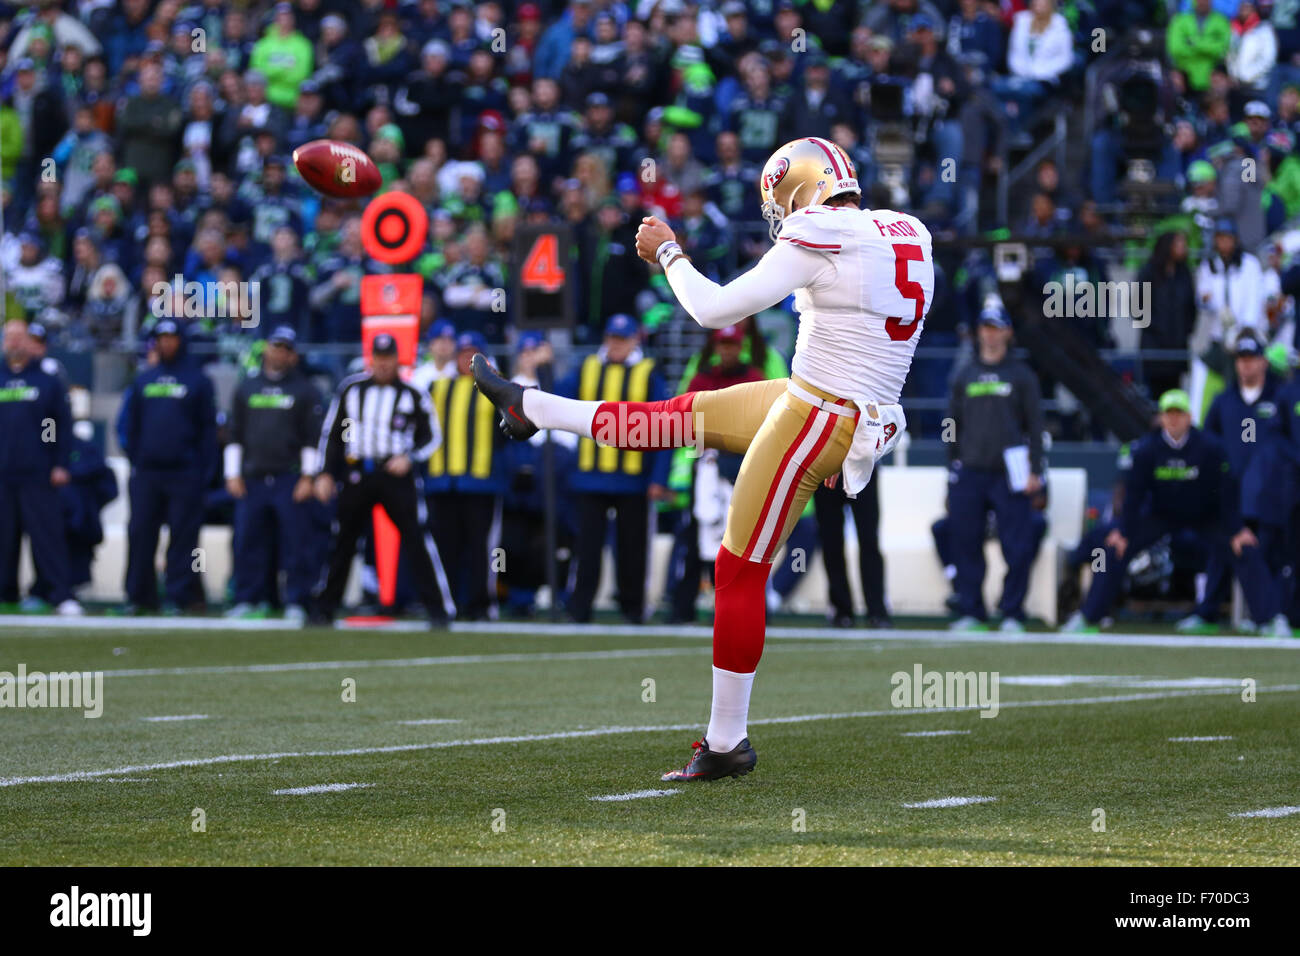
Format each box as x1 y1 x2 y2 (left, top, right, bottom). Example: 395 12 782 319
473 137 934 781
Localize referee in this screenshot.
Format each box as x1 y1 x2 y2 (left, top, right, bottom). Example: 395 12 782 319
309 334 455 626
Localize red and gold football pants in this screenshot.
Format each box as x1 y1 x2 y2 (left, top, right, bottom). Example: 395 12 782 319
593 374 859 564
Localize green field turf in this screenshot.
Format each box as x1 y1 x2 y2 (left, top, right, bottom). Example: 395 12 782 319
1 624 1298 865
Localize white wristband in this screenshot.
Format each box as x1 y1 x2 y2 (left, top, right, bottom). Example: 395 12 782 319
223 444 242 481
656 240 683 268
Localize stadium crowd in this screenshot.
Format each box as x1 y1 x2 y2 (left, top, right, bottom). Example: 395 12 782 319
3 0 1300 629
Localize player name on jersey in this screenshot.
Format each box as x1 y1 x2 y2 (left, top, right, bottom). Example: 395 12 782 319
871 217 921 238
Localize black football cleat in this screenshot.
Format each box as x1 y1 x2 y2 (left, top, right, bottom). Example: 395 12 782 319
661 737 757 782
470 353 538 440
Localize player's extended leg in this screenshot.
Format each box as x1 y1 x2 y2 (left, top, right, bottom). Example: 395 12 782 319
470 352 786 453
663 381 858 781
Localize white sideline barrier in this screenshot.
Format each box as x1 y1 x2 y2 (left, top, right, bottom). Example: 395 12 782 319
35 460 1085 623
596 465 1088 625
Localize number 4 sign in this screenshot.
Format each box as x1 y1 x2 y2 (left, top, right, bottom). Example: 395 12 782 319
521 233 566 293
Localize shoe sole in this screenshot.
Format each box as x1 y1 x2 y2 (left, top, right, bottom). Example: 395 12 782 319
663 756 757 782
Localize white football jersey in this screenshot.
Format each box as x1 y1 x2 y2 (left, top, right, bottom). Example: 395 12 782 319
777 205 934 403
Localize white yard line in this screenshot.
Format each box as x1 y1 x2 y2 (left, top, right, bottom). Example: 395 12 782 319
5 615 1300 649
900 730 971 737
3 683 1297 789
1168 735 1233 742
1002 676 1241 688
63 647 716 680
397 719 463 726
1230 806 1300 818
10 643 834 681
589 789 682 802
272 783 375 796
903 796 997 809
139 714 211 722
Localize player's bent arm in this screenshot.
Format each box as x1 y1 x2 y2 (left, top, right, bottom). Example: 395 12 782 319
662 239 828 330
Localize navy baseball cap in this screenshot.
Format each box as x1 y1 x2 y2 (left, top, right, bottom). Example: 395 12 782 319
456 331 487 353
604 313 639 337
154 319 181 336
429 319 456 340
1235 331 1264 357
372 332 398 356
586 91 611 108
267 326 297 347
978 306 1010 328
516 330 544 353
1214 216 1238 236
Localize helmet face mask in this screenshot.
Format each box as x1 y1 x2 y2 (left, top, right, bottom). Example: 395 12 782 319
758 137 859 241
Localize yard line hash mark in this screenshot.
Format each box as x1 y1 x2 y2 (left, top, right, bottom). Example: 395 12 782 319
1231 806 1300 818
589 789 682 802
903 796 997 809
273 783 376 795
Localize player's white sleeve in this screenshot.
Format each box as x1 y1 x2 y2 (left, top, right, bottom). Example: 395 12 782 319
664 238 829 330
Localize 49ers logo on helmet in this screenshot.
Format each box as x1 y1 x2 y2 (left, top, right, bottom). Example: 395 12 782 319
762 157 790 194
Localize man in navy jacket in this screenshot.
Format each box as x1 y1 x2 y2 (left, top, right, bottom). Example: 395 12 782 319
1200 331 1294 637
116 319 218 612
0 318 80 614
1062 389 1230 632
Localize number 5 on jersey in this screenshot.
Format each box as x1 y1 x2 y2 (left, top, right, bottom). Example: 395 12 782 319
883 243 926 342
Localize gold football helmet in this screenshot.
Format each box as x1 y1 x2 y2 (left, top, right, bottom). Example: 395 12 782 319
758 137 860 240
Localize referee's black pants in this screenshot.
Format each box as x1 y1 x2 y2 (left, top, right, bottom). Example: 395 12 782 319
568 492 649 624
813 474 886 620
318 471 452 620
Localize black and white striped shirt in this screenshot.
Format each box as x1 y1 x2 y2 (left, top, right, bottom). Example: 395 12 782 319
318 372 441 474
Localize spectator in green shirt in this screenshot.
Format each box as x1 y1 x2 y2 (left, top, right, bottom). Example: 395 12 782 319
1166 0 1231 92
250 2 314 111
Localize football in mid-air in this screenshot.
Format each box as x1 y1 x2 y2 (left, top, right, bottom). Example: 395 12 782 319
291 139 383 199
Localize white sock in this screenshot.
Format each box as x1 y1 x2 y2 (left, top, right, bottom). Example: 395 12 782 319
521 389 600 439
706 666 755 753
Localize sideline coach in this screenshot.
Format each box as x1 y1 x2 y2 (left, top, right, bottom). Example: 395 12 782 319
224 326 324 619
